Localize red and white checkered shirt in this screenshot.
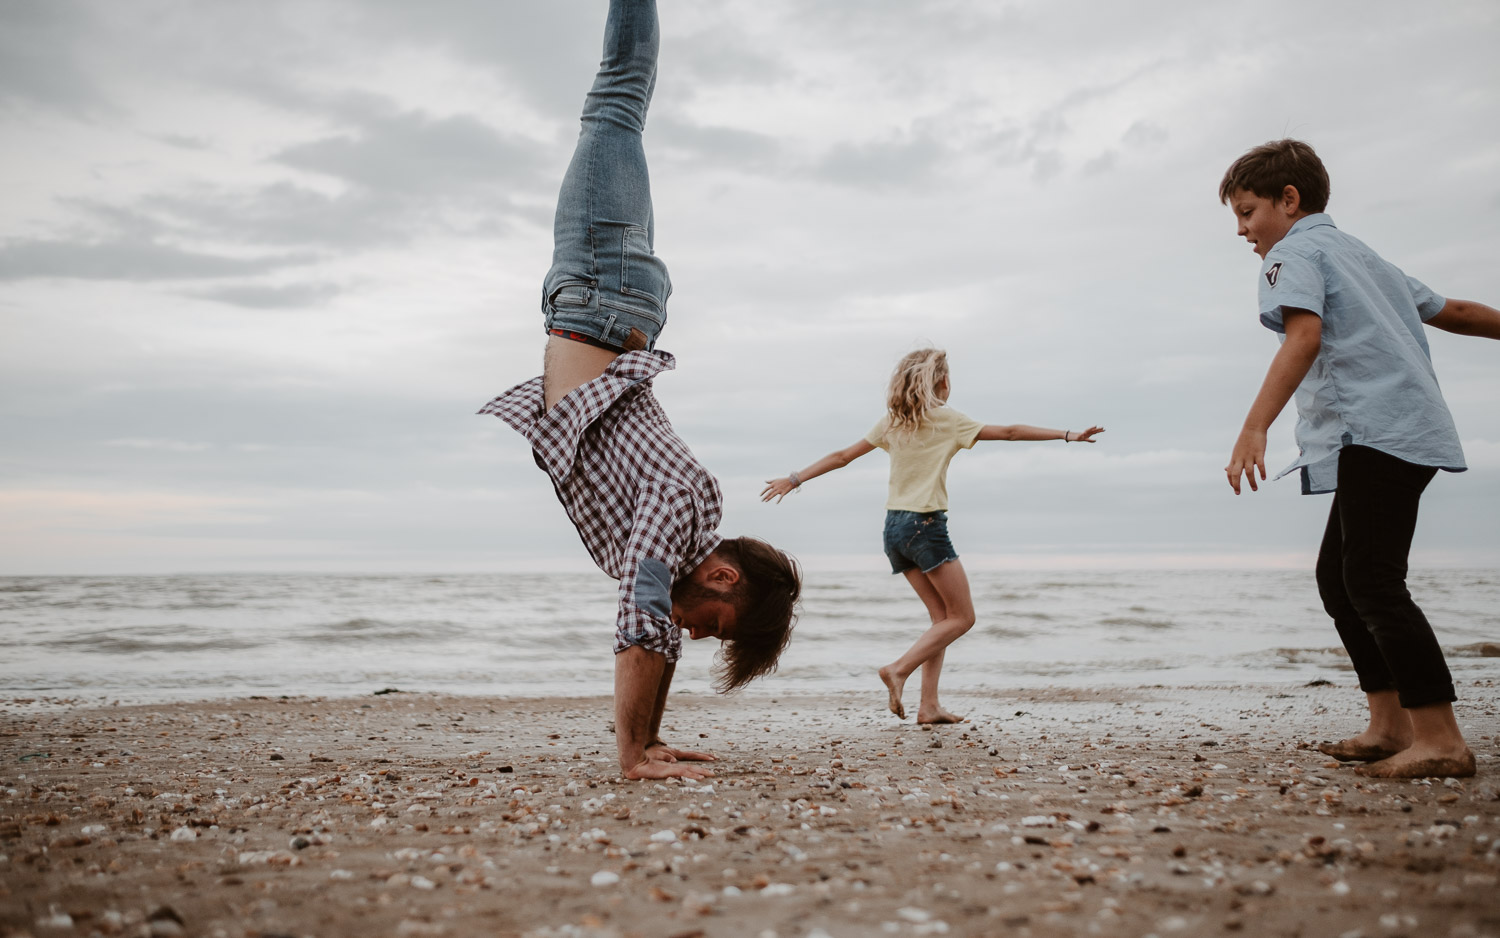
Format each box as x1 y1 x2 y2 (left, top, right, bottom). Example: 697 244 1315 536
478 350 722 662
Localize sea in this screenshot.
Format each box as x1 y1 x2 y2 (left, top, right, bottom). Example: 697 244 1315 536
1 569 1497 706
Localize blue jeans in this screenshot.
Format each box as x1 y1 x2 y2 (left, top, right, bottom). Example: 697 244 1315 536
542 0 672 353
883 510 959 575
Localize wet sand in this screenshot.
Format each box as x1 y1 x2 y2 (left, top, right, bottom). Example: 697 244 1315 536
3 682 1499 938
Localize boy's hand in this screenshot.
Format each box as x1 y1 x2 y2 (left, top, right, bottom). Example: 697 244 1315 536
760 478 796 503
1226 428 1267 494
1072 426 1105 443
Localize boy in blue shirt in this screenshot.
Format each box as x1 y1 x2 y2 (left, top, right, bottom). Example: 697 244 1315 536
1220 138 1500 779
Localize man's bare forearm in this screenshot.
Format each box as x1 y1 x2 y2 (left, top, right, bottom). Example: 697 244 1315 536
646 661 674 747
614 645 666 773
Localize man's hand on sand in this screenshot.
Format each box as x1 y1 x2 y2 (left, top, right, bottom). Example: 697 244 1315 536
624 758 714 781
646 742 716 763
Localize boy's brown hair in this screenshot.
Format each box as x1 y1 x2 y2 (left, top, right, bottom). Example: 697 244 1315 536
714 536 801 693
1218 138 1331 213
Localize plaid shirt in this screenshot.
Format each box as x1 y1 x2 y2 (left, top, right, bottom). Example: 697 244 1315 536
478 350 722 662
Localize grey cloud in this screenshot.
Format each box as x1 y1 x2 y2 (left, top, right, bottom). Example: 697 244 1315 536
673 32 789 86
142 176 531 253
1030 149 1064 182
812 134 946 189
187 282 343 310
125 94 554 251
0 238 312 282
157 133 212 151
272 104 546 197
144 182 413 251
1083 151 1118 175
652 116 780 172
1123 120 1169 148
339 0 606 118
0 1 114 115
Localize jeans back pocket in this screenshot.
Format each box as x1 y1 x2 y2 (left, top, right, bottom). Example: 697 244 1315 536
619 225 671 313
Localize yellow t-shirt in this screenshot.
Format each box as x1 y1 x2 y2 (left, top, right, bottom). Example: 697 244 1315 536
865 406 985 512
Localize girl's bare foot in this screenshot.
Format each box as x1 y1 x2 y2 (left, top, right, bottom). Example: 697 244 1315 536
917 706 965 725
878 666 906 720
1355 745 1475 779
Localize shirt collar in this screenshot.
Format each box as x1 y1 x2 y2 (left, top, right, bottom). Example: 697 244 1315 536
1288 213 1335 236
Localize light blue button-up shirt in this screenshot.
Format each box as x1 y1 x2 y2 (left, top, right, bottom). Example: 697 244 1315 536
1258 213 1466 494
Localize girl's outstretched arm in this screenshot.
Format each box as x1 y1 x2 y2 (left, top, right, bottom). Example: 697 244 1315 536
977 424 1104 443
761 439 876 503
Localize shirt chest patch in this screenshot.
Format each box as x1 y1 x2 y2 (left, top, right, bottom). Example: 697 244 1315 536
1265 262 1283 287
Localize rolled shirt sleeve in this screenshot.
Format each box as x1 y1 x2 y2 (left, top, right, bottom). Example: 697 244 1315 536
613 486 697 662
1258 250 1325 333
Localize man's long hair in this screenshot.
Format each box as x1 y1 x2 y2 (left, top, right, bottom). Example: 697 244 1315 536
714 536 801 693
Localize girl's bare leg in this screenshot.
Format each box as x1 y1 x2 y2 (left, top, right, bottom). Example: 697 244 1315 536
917 648 964 724
878 560 975 720
895 568 967 723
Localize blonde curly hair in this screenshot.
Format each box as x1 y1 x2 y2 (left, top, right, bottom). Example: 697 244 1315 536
884 348 949 438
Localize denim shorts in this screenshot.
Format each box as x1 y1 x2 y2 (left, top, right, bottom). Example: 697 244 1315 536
882 510 959 575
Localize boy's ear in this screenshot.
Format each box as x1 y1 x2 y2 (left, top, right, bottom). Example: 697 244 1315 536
1279 184 1303 215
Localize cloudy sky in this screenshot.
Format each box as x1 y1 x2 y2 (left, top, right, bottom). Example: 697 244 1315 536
2 0 1497 575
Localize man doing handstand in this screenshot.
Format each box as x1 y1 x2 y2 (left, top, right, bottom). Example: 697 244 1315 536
479 0 801 781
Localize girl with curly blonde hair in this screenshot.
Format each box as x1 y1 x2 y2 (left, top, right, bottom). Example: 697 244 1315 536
763 349 1103 722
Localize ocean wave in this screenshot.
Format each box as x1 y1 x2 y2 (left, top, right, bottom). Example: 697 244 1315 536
1097 616 1175 630
1450 641 1500 658
42 629 263 655
978 624 1032 639
293 618 473 645
1272 647 1354 669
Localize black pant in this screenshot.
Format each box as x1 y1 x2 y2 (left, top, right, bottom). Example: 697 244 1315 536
1315 445 1454 708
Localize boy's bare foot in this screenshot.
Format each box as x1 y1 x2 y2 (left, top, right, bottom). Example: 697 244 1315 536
1317 738 1403 762
1354 746 1476 779
878 666 906 720
917 706 965 725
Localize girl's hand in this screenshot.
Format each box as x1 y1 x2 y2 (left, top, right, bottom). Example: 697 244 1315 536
1072 426 1105 443
761 478 797 503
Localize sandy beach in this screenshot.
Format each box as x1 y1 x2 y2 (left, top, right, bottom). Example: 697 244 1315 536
3 682 1499 938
